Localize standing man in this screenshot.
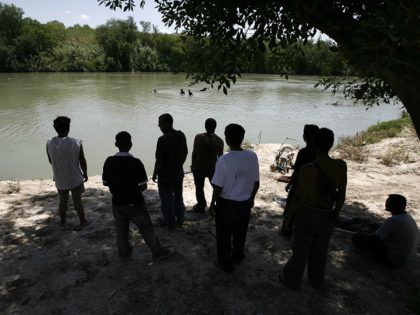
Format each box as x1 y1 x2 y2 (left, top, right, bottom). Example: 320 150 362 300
46 116 88 228
103 131 174 260
152 113 188 230
281 128 347 290
352 194 419 267
210 124 260 273
191 118 224 214
281 124 319 237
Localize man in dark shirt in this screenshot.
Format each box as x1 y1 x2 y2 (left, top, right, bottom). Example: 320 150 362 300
103 131 173 260
191 118 224 213
281 124 319 237
152 113 188 230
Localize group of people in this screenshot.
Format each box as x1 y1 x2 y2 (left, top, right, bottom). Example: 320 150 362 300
46 115 419 291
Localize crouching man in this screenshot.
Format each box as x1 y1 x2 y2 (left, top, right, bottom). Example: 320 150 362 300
209 124 260 273
352 194 419 267
103 131 173 260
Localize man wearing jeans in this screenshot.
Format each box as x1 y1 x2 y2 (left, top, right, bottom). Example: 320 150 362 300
46 116 88 228
210 123 260 273
103 131 173 260
152 113 188 230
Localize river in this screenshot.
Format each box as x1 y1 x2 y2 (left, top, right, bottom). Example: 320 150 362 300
0 72 402 180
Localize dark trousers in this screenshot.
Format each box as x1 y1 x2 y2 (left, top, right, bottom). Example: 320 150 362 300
283 205 334 289
112 204 162 258
193 171 213 209
352 232 392 266
158 170 185 228
215 197 252 269
281 184 297 235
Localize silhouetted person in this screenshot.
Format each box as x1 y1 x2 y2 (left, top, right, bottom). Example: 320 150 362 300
191 118 224 213
281 124 319 237
188 89 193 96
352 194 419 267
210 124 260 273
281 128 347 290
102 131 174 260
180 89 185 95
153 89 158 93
46 116 88 228
152 113 188 230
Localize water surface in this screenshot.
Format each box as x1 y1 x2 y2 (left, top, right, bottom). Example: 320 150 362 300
0 73 402 180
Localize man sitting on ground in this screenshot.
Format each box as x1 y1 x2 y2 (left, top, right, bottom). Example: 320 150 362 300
352 194 419 267
103 131 173 260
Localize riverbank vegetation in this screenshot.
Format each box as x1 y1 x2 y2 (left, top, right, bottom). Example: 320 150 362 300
337 113 414 163
0 2 352 76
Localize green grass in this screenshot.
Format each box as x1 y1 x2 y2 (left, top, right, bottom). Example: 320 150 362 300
337 112 414 162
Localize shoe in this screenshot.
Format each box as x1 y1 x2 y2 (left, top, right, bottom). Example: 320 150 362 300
176 217 185 227
232 254 245 265
278 274 300 291
214 261 234 273
153 246 175 261
157 217 175 230
192 205 205 214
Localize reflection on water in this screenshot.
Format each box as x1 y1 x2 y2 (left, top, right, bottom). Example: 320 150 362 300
0 73 402 180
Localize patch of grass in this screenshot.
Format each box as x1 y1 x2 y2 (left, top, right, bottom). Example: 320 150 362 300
380 148 410 166
337 112 413 162
6 179 20 194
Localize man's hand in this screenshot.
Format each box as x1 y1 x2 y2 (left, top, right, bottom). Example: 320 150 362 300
83 174 88 182
285 183 291 192
152 175 157 183
209 202 216 216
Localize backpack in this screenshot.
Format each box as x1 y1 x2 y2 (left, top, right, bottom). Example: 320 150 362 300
314 162 338 205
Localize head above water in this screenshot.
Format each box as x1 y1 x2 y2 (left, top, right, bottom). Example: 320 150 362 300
115 131 132 152
205 118 217 133
225 123 245 147
314 128 334 152
158 113 173 132
303 124 319 144
53 116 71 135
386 194 407 214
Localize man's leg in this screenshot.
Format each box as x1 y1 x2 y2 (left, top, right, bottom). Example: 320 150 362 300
283 210 312 290
58 189 69 225
307 217 333 289
232 202 251 264
71 183 87 225
112 206 132 258
158 180 176 229
193 171 206 211
131 205 162 255
352 232 389 265
215 198 234 272
173 172 186 225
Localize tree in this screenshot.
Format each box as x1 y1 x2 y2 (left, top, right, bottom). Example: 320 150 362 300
98 0 420 139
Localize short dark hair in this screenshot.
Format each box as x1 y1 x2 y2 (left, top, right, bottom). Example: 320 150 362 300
205 118 217 133
225 123 245 146
159 113 173 125
53 116 71 134
314 128 334 151
388 194 407 213
304 124 319 141
115 131 131 148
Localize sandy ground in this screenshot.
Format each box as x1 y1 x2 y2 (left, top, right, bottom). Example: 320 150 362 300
1 130 420 315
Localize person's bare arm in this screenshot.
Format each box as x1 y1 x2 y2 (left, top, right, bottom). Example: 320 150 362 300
46 144 52 164
209 185 223 216
334 160 347 214
152 159 161 182
79 144 88 182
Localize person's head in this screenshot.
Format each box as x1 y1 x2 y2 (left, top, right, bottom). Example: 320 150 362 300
314 128 334 152
53 116 71 136
158 113 173 132
205 118 217 133
225 123 245 147
303 124 319 145
115 131 132 152
385 194 407 214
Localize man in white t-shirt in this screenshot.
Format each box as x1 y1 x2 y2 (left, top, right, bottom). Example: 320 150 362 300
352 194 419 267
210 123 259 273
47 116 88 228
